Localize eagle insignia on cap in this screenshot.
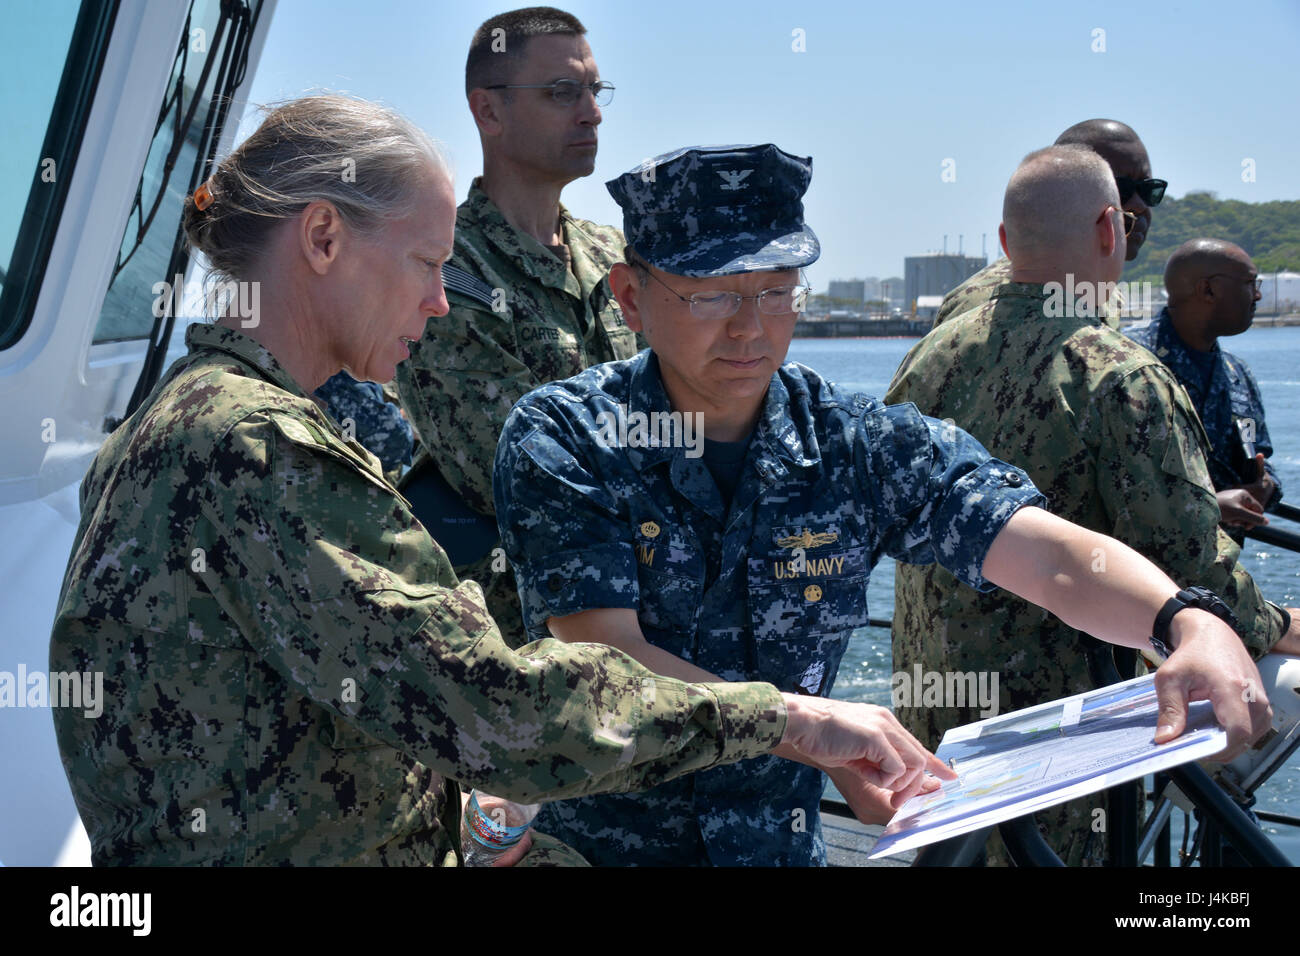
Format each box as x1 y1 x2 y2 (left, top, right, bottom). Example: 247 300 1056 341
716 169 753 191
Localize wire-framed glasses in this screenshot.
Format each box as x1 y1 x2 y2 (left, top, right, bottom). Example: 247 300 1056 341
483 79 614 106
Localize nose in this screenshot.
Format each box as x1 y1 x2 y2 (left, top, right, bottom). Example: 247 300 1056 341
577 89 601 126
726 296 765 340
424 272 450 317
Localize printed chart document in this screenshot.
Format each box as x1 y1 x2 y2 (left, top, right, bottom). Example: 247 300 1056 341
869 673 1225 859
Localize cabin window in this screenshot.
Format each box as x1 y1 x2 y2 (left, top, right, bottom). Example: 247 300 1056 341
94 0 256 343
0 0 117 351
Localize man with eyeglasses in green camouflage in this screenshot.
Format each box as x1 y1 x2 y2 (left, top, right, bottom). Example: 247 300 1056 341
396 7 638 650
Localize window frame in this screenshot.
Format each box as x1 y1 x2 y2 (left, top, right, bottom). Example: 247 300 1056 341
0 0 121 351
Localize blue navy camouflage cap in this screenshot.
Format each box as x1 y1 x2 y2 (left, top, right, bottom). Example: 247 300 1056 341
606 144 820 278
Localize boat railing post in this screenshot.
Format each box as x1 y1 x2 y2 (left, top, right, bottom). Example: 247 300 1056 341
911 828 992 867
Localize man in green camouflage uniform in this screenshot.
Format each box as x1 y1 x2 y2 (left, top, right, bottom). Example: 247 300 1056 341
395 8 637 648
932 119 1162 328
49 322 801 865
887 145 1296 865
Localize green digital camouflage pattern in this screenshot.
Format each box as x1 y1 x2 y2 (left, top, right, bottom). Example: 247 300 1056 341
516 831 590 867
395 179 640 648
48 322 785 866
931 258 1011 329
886 282 1287 865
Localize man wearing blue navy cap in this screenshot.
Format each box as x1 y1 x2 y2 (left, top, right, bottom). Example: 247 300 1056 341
492 144 1273 866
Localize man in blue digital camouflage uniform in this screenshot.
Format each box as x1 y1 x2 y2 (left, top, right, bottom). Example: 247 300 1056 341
492 145 1045 865
1126 239 1281 533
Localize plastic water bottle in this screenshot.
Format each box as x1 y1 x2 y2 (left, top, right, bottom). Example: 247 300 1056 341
460 790 540 866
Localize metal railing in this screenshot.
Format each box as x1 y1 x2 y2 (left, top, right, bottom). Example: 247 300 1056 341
829 596 1300 866
1245 502 1300 552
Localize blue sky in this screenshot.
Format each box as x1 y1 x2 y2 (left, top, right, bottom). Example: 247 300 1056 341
240 0 1300 287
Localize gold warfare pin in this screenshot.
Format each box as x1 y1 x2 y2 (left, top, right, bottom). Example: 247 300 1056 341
776 529 838 551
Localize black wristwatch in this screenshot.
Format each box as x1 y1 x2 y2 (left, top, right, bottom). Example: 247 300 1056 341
1149 586 1240 659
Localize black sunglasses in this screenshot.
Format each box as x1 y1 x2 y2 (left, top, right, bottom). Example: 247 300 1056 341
1115 176 1167 207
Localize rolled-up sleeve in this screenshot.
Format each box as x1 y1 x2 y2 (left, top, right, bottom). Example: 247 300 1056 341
858 401 1046 591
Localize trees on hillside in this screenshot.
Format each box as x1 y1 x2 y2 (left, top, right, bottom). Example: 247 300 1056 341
1125 193 1300 286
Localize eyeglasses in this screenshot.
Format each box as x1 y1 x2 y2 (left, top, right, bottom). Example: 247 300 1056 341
1096 204 1139 237
1115 176 1167 207
639 264 811 319
483 79 615 106
1207 274 1263 292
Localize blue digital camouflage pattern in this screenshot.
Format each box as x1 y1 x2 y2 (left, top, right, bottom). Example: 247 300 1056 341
1126 307 1281 506
606 145 820 277
313 370 414 473
48 323 789 865
494 350 1044 866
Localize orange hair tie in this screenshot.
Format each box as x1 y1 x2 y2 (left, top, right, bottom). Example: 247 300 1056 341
193 181 214 211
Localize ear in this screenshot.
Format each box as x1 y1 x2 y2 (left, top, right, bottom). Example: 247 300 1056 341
297 200 344 276
997 223 1009 259
468 89 504 136
609 263 645 333
1097 209 1119 260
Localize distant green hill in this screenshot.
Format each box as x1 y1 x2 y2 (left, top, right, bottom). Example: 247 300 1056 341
1124 192 1300 287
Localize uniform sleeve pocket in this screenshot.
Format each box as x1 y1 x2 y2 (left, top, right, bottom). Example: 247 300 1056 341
1160 416 1218 509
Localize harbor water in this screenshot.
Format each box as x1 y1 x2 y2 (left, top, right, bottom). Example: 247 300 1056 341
787 325 1300 844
